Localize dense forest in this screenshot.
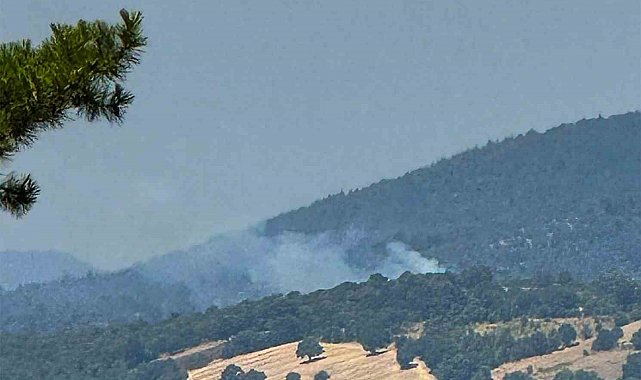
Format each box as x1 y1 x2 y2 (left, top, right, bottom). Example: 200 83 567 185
1 268 639 379
266 112 641 279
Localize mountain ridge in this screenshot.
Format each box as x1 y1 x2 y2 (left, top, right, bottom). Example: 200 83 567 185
264 112 641 278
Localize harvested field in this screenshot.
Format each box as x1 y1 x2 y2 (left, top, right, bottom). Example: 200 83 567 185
188 341 436 380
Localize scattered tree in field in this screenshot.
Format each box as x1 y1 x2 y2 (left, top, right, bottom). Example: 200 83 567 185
0 9 146 217
559 323 577 347
591 327 623 351
220 365 266 380
285 373 301 380
313 370 330 380
221 364 245 380
296 337 324 362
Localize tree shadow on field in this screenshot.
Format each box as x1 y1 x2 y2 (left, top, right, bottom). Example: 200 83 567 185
301 356 327 364
365 349 389 357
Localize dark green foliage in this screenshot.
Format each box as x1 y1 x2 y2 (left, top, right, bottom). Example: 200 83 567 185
410 325 562 380
129 359 187 380
395 336 417 370
632 328 641 350
221 364 244 379
285 373 301 380
1 270 639 380
0 10 146 216
559 323 577 346
554 369 604 380
615 312 631 327
591 327 623 351
623 352 641 379
357 319 391 355
265 113 641 280
504 372 534 380
313 370 330 380
296 337 324 361
243 369 267 380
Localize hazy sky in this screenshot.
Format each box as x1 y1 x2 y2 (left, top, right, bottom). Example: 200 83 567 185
0 1 639 269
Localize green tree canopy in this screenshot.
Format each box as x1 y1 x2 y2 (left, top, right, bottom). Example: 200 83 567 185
0 9 146 217
313 370 330 380
558 323 577 347
296 337 324 362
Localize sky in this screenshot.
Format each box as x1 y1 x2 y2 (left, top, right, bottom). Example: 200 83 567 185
0 1 639 270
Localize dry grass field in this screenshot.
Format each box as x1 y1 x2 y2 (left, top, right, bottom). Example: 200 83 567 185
492 320 641 380
188 341 436 380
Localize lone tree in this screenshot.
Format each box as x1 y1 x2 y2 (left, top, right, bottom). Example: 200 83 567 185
313 370 331 380
0 9 146 217
221 364 245 380
558 323 577 347
285 373 301 380
296 337 324 362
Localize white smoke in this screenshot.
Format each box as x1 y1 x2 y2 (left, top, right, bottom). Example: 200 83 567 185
140 228 447 307
380 241 446 279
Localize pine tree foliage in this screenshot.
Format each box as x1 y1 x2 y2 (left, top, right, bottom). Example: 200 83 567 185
0 9 146 217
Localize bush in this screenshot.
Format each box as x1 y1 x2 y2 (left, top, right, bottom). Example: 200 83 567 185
559 323 577 346
313 370 330 380
296 337 324 361
592 327 623 351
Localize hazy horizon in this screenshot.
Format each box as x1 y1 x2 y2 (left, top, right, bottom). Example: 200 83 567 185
1 1 639 270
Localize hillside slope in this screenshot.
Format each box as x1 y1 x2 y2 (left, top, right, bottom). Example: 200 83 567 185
492 319 641 380
265 112 641 278
188 342 435 380
0 250 93 290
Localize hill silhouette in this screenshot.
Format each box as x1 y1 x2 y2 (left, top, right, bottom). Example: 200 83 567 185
0 250 93 290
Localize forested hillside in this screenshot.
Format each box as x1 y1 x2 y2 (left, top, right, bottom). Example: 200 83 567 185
266 112 641 279
1 268 639 380
0 269 194 333
0 250 93 290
